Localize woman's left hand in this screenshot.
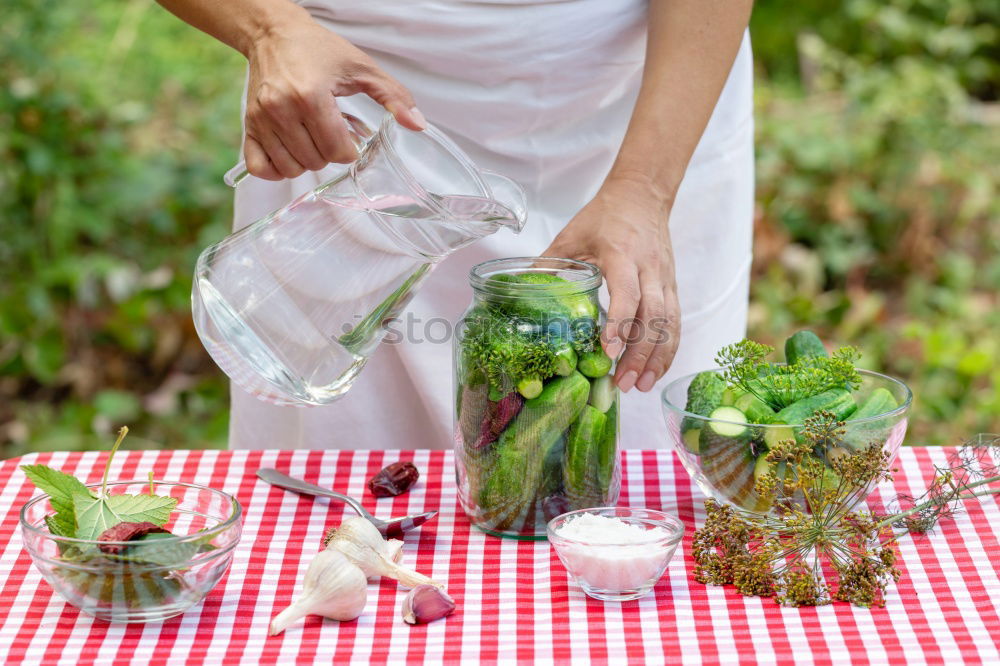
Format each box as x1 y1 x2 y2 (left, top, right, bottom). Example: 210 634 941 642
544 175 680 393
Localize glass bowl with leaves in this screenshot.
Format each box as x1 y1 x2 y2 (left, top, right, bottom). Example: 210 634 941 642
19 429 242 622
661 333 912 513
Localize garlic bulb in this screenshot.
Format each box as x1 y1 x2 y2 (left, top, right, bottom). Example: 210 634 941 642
325 517 442 589
269 548 368 635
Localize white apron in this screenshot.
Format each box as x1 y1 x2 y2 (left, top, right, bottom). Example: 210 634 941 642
229 0 754 450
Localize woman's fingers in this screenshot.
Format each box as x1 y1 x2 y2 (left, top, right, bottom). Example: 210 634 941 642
252 127 306 179
635 284 680 392
602 261 641 368
614 266 665 391
351 67 427 131
302 94 360 164
242 23 427 179
243 134 281 181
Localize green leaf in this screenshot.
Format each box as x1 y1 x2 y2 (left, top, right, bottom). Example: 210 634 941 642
73 493 177 541
112 532 198 568
44 512 76 538
21 464 93 515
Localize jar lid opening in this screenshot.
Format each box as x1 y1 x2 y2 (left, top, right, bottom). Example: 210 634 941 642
469 257 603 295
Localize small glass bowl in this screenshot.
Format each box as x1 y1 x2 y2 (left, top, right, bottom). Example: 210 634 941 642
20 481 242 623
547 507 684 602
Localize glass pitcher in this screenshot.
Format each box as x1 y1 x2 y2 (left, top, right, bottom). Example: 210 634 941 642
192 113 527 406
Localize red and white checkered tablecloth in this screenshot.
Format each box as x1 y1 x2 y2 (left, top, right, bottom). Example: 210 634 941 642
0 447 997 665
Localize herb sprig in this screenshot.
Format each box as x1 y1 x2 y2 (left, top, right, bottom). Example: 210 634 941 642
22 426 177 541
714 340 862 410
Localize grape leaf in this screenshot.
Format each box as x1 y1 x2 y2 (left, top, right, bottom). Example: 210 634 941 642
73 493 177 541
21 464 93 515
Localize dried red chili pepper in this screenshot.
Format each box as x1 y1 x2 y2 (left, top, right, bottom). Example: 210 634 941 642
368 461 420 497
97 521 170 554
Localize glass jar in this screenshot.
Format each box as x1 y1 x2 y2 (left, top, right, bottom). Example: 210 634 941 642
454 257 620 539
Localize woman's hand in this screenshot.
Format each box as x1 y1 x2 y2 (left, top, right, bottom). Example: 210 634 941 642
243 15 425 180
544 175 680 393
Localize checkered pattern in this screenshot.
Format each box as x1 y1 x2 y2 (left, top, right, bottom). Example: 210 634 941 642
0 447 997 665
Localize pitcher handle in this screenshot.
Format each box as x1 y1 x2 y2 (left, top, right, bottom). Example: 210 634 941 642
479 170 528 233
223 112 375 188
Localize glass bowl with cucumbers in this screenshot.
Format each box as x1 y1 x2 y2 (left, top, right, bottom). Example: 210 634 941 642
454 258 620 539
660 331 912 513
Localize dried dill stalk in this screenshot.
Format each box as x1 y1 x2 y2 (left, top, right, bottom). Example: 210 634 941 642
692 419 1000 608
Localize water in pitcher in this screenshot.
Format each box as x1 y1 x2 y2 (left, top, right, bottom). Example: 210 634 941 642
192 189 437 406
192 114 527 406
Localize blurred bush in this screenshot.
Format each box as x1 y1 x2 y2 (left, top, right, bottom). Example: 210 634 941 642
0 1 243 455
0 0 996 456
748 0 999 443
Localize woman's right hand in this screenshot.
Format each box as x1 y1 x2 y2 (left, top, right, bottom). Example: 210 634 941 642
243 15 426 180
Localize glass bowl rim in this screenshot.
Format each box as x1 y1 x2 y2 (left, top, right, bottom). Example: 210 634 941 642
661 367 913 428
546 507 685 548
19 479 243 547
469 257 602 294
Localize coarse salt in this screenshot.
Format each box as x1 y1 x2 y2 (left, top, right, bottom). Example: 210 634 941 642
553 513 678 593
555 512 667 544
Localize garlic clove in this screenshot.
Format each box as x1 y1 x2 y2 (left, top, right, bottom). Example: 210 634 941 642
325 517 442 589
329 534 441 589
385 539 405 564
323 517 388 554
401 584 456 625
270 548 368 635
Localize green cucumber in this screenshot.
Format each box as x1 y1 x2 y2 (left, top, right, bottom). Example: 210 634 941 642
578 349 613 378
564 405 610 506
587 374 615 413
479 372 590 526
753 454 772 482
596 402 618 498
682 427 701 454
763 424 796 449
735 393 777 424
775 388 857 426
516 376 544 399
706 406 749 438
848 387 898 421
553 345 578 377
721 387 745 406
683 372 727 432
698 407 750 468
484 273 599 323
843 388 900 451
784 330 828 365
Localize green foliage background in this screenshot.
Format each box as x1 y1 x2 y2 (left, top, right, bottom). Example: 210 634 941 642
1 0 997 457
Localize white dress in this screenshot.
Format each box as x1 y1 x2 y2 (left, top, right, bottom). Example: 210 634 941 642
228 0 755 450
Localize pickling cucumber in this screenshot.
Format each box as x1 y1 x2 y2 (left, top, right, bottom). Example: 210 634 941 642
735 393 777 424
721 387 747 407
705 406 749 437
682 371 727 435
764 424 796 449
784 330 828 365
587 374 615 413
698 407 751 456
848 387 898 421
774 388 857 426
843 387 900 451
577 349 613 378
596 402 618 497
564 404 609 506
